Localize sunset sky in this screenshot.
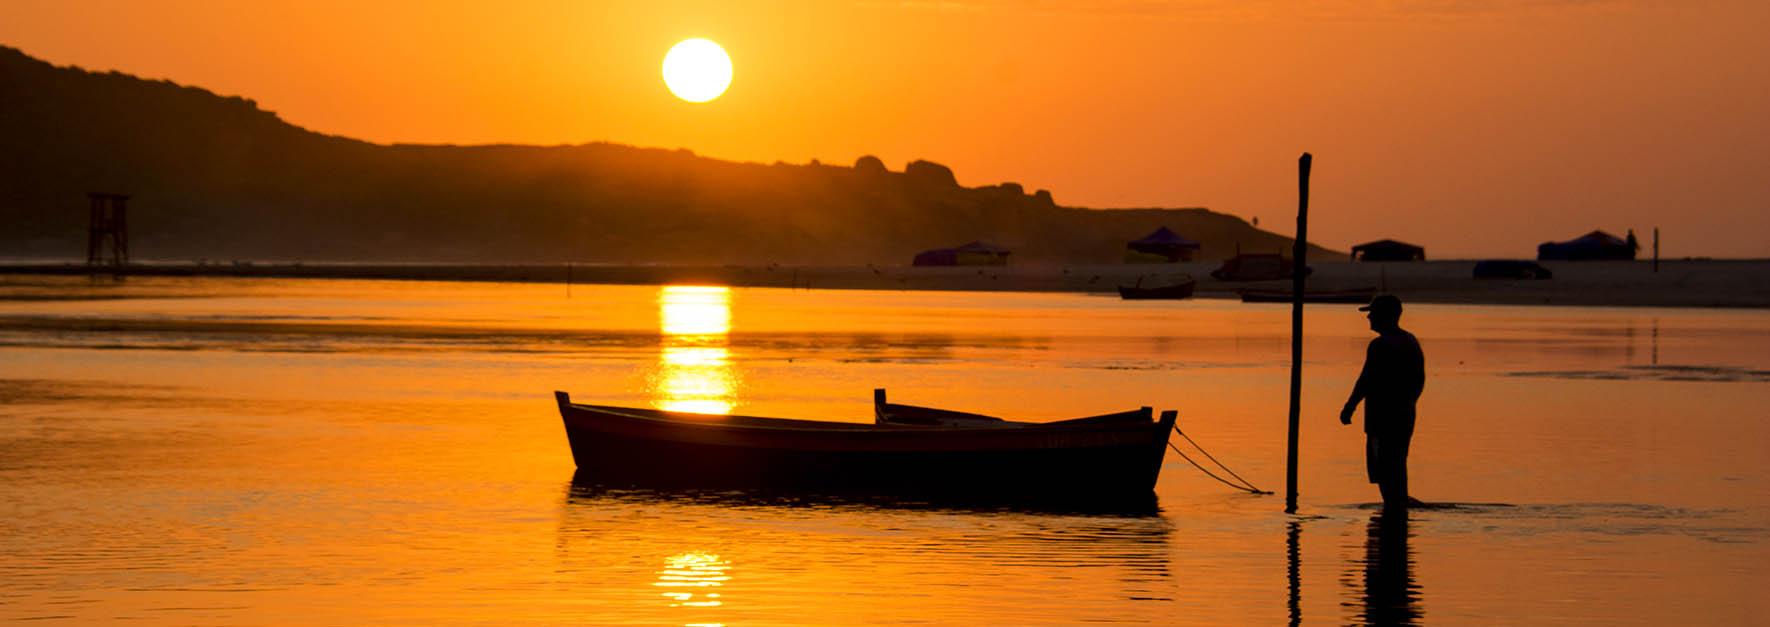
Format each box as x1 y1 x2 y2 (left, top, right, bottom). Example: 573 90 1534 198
3 0 1766 258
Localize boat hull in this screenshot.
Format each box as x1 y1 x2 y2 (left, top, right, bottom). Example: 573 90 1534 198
557 393 1176 499
1117 282 1197 300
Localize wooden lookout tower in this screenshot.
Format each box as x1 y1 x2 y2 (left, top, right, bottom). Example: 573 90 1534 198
86 192 130 270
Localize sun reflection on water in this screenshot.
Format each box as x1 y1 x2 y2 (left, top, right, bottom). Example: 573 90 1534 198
651 286 738 414
659 286 731 336
657 346 736 414
654 551 732 612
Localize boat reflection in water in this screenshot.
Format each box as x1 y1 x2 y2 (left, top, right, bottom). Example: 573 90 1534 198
557 483 1174 624
567 473 1161 516
651 286 738 415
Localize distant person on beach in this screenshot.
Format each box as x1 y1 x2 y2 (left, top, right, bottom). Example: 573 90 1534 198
1340 294 1425 510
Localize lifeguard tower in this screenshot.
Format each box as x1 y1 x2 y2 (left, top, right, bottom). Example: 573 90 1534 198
86 192 129 270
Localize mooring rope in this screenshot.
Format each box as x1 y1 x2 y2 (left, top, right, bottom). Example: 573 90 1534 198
1167 441 1260 494
1168 424 1272 495
1174 425 1266 493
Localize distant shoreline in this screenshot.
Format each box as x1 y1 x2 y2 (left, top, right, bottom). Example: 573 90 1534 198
4 260 1768 309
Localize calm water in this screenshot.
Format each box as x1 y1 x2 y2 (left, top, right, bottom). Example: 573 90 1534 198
1 275 1766 624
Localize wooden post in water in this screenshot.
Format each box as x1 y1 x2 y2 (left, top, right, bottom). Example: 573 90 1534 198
1286 153 1312 514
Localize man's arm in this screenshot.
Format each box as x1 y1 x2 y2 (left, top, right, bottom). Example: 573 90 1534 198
1341 342 1376 425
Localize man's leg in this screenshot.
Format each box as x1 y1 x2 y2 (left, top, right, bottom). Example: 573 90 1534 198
1378 433 1412 510
1379 471 1408 510
1365 436 1381 485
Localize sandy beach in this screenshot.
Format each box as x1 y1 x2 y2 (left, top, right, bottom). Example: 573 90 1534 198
4 259 1767 308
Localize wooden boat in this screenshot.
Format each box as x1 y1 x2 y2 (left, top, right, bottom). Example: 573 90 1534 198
1117 275 1197 300
556 390 1176 499
1237 287 1378 304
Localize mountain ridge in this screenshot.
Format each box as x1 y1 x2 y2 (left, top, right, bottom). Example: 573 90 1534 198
0 44 1335 264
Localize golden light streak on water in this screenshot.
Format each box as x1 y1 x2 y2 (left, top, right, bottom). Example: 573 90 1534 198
654 347 737 414
654 552 732 612
652 286 738 414
659 286 731 336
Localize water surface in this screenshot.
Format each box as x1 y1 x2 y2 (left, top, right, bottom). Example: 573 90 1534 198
1 276 1765 624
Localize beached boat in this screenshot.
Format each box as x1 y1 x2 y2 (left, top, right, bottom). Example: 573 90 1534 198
555 390 1176 499
1237 287 1378 304
1210 253 1311 281
1117 275 1197 300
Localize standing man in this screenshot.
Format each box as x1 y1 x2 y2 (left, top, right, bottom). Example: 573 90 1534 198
1340 295 1425 510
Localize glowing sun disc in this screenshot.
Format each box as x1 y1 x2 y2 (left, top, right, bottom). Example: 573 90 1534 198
662 38 732 103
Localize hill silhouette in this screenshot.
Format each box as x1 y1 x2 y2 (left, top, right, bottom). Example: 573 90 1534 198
0 45 1334 265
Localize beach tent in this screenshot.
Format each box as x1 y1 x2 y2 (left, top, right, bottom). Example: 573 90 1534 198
1350 239 1426 262
1124 226 1202 263
1537 230 1638 261
912 241 1011 266
912 248 957 266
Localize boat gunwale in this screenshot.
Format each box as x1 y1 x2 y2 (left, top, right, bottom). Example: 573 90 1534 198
557 393 1158 434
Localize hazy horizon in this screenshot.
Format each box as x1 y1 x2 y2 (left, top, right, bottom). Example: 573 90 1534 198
3 0 1767 258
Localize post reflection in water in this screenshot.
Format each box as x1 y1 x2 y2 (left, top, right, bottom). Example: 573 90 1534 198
1349 511 1422 625
651 286 739 414
1287 521 1301 627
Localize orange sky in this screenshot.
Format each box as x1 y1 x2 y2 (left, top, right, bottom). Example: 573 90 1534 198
3 0 1767 257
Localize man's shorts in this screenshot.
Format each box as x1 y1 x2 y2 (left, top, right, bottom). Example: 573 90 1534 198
1365 431 1413 484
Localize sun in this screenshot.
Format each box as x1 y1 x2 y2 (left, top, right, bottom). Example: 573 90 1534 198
662 38 732 103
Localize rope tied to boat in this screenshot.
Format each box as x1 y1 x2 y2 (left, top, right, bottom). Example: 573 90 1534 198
1168 423 1272 495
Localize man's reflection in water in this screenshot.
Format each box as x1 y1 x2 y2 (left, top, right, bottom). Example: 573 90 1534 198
1354 510 1422 625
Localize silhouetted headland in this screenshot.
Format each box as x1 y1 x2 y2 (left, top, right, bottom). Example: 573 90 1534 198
0 45 1324 266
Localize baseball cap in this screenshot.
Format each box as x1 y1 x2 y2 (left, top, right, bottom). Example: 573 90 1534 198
1358 294 1403 314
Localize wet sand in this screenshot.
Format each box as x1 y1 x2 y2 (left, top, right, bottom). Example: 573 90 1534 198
4 259 1768 308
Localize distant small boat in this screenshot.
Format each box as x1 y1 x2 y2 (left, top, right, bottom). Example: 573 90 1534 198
1118 275 1197 300
555 390 1175 499
1237 287 1378 304
1473 260 1553 280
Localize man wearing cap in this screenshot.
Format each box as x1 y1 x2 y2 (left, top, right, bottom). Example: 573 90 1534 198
1340 294 1425 510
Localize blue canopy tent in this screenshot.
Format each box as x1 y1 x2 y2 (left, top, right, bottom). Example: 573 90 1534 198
1125 227 1201 263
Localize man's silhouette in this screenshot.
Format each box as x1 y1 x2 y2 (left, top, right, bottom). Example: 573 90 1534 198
1340 295 1425 510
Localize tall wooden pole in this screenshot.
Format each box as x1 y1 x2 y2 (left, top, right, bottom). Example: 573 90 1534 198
1286 153 1312 514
